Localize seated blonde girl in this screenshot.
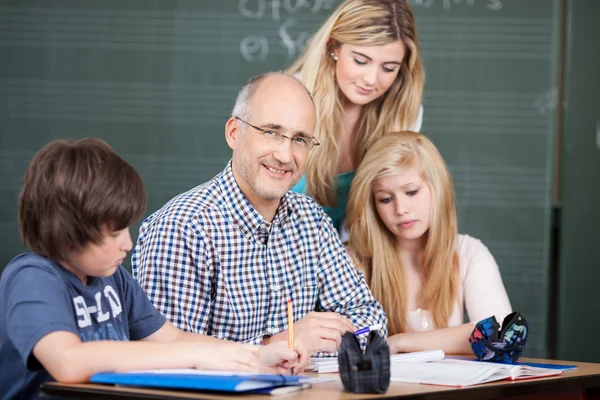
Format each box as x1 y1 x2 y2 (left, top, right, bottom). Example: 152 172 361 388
346 131 512 354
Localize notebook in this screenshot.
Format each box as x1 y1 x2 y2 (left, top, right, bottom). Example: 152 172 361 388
90 369 306 393
390 359 569 387
308 349 445 373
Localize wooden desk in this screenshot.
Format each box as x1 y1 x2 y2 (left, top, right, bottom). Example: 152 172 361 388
40 358 600 400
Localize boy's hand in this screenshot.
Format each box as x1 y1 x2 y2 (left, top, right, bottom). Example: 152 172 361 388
194 342 261 373
258 340 310 375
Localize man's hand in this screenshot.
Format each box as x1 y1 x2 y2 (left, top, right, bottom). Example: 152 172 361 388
265 312 355 355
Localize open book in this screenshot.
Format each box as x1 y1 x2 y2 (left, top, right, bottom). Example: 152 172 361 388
308 349 445 373
391 359 571 387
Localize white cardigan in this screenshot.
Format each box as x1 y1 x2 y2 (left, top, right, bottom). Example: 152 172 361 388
406 234 512 332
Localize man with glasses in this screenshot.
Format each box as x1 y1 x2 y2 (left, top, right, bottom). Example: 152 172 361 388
132 73 386 356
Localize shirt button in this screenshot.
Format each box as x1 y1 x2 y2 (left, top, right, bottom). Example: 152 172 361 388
422 321 429 329
271 284 280 292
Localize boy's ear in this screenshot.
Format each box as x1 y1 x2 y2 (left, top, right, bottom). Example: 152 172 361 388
224 117 239 150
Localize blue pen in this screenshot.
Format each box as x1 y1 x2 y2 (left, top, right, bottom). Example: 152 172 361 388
353 323 382 336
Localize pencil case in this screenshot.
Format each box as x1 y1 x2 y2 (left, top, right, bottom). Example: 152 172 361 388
338 331 390 393
469 311 528 363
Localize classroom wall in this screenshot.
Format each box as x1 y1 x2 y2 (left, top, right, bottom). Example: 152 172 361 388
554 0 600 363
0 0 569 359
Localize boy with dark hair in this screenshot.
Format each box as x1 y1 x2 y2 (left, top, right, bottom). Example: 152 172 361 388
0 138 306 399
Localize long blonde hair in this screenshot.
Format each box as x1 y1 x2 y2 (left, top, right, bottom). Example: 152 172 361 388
286 0 424 207
346 131 458 335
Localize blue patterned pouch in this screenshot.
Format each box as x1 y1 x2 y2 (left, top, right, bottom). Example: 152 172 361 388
469 311 528 363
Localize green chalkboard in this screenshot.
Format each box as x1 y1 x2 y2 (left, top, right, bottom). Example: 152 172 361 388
555 0 600 362
0 0 561 357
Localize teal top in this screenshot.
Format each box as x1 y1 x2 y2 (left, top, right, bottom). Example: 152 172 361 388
291 170 356 232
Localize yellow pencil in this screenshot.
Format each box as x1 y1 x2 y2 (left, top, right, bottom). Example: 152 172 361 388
287 299 294 375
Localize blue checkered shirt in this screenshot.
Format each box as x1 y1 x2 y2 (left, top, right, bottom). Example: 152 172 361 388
132 162 387 345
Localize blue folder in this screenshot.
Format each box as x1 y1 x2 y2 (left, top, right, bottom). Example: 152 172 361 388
446 356 577 372
90 371 304 393
511 361 577 371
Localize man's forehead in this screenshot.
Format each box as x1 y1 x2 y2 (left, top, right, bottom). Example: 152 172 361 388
252 87 315 117
247 76 315 130
253 75 310 101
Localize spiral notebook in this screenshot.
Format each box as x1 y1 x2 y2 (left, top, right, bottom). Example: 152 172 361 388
308 349 445 373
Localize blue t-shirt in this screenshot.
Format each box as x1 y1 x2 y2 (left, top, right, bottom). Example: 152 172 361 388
0 253 166 400
291 170 356 232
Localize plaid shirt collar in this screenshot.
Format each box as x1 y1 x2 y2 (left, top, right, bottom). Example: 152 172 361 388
218 161 295 243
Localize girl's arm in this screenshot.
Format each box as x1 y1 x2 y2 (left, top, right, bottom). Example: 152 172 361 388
460 236 512 323
387 323 475 355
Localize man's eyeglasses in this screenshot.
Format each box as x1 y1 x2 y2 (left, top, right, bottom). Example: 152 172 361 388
235 116 320 151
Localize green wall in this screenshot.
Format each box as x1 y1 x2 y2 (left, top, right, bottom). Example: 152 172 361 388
1 0 563 358
555 0 600 362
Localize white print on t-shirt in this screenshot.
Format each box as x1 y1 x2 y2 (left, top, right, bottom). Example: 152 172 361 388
73 285 122 328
